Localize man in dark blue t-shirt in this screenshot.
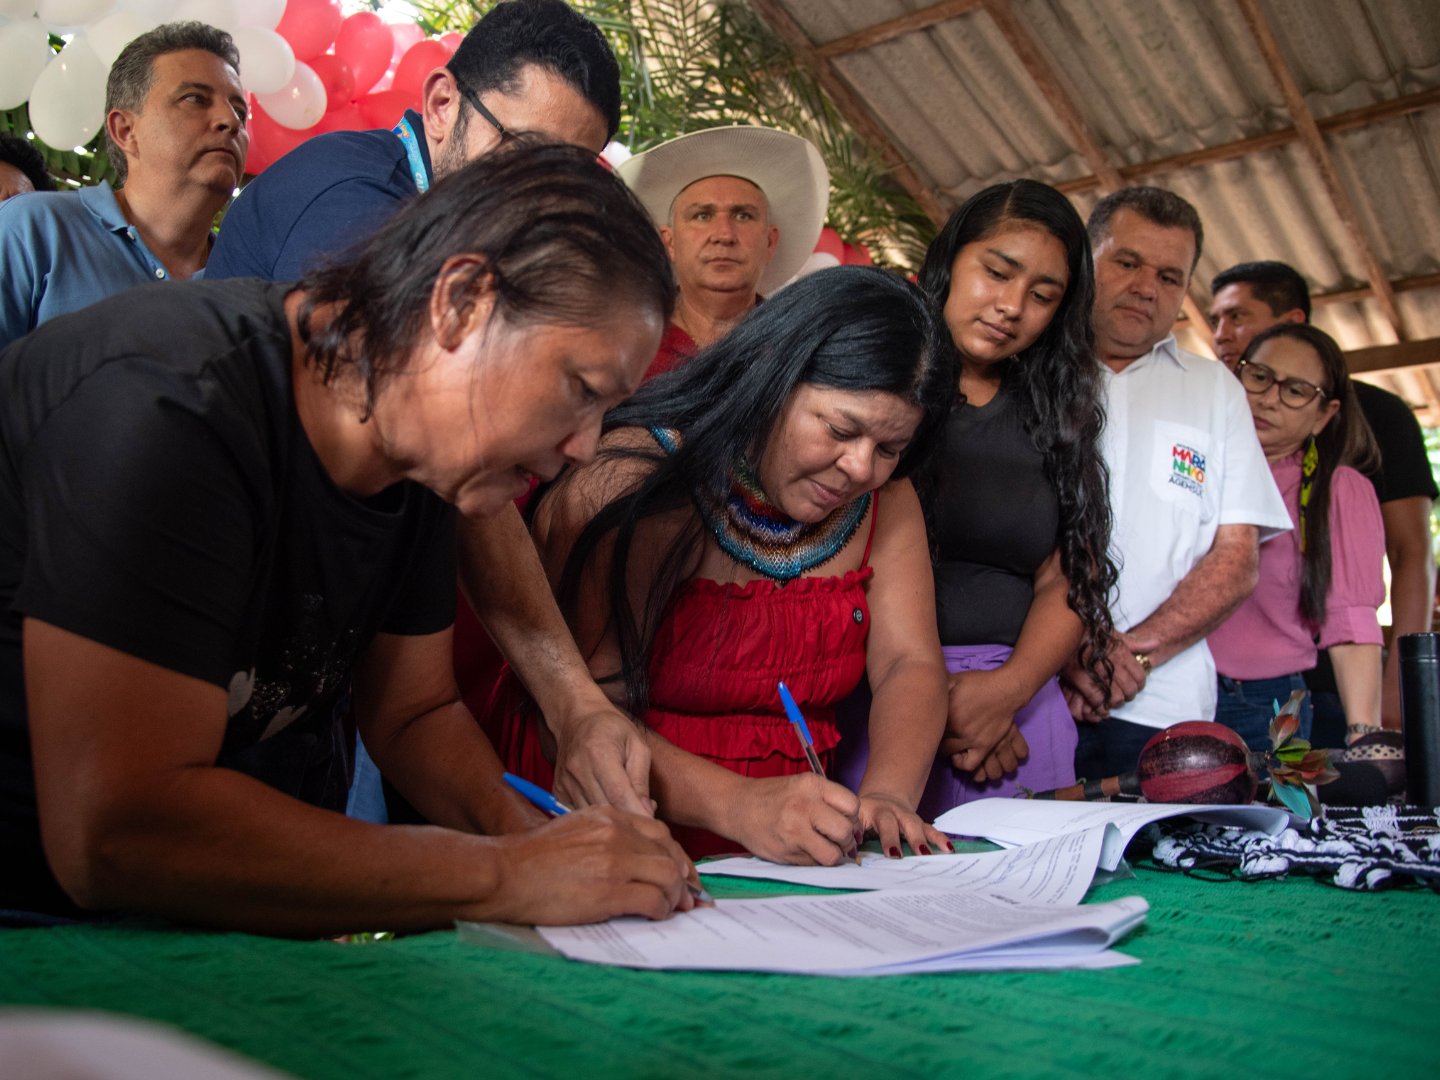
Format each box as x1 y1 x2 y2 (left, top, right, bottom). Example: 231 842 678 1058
208 0 620 282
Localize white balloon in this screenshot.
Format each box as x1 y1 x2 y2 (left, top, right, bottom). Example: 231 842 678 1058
255 59 324 130
232 25 291 95
37 0 113 24
112 0 173 21
234 0 282 31
87 9 150 67
0 0 39 18
170 0 236 32
28 34 108 151
0 17 53 110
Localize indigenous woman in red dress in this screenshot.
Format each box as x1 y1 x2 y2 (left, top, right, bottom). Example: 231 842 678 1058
499 266 956 863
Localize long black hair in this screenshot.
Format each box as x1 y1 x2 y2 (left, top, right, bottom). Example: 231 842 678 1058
296 140 675 416
549 266 952 714
1237 323 1380 623
917 179 1117 689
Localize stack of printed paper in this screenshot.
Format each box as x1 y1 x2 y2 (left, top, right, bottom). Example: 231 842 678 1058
535 826 1147 976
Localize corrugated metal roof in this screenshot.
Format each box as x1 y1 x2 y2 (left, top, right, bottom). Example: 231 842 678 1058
771 0 1440 416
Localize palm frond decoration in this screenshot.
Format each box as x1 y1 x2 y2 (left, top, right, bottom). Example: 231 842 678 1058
412 0 936 270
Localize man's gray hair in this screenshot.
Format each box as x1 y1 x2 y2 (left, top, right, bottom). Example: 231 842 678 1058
1086 185 1204 270
104 21 240 186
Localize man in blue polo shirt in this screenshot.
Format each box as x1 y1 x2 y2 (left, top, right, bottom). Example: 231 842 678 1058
207 0 618 282
0 22 247 350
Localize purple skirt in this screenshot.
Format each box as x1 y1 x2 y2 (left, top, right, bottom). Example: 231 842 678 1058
833 644 1077 822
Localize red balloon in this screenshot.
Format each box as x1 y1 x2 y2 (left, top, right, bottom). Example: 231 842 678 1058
440 31 463 52
275 0 344 63
248 100 315 171
842 242 873 267
814 226 843 262
390 22 426 65
333 12 393 97
356 89 416 130
313 102 365 134
308 54 356 112
391 39 453 104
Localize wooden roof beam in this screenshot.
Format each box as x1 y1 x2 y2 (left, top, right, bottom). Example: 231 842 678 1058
1345 337 1440 376
1054 85 1440 196
746 0 950 227
1311 271 1440 309
816 0 983 59
976 0 1215 354
1235 0 1406 341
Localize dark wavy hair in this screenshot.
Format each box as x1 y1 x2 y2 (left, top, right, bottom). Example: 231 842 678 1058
917 179 1117 690
296 140 675 416
548 266 952 714
1236 323 1379 623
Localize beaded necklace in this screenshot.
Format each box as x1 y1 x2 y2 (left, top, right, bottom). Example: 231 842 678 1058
652 427 871 582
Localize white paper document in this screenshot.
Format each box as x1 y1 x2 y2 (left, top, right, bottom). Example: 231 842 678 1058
932 798 1289 871
537 888 1149 976
698 826 1108 907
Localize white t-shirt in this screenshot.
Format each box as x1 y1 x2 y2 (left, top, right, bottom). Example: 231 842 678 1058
1100 335 1291 729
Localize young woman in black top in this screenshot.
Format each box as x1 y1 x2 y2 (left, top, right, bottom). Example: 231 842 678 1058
0 144 699 932
892 180 1115 814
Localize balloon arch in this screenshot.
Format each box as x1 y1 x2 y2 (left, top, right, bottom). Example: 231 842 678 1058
0 0 455 176
0 0 873 264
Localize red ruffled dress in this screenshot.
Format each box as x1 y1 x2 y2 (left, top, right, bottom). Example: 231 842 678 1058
498 507 877 859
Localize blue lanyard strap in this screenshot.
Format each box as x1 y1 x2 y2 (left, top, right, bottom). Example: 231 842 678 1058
392 115 430 194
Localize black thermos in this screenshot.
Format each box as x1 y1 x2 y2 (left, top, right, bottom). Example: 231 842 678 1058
1399 633 1440 807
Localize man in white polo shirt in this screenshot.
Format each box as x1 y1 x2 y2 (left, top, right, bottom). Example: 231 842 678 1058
1063 187 1292 779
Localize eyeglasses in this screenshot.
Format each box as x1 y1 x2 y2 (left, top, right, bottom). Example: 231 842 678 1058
455 77 511 143
1235 359 1328 409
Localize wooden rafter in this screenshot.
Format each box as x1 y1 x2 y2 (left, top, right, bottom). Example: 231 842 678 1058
1342 337 1440 375
1175 272 1440 326
1054 86 1440 195
974 0 1215 353
1312 271 1440 309
746 0 949 227
816 0 982 59
1235 0 1406 341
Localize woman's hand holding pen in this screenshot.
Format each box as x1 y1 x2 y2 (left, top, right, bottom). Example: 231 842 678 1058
723 773 861 866
483 807 699 925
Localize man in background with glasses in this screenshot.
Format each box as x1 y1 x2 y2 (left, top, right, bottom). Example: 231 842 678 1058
209 1 668 828
207 0 617 283
1209 261 1436 747
1064 188 1291 781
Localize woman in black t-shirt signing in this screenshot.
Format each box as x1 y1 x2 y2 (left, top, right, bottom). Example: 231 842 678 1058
0 143 701 933
907 181 1116 814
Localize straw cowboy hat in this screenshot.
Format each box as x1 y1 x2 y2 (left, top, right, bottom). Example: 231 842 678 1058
616 126 830 296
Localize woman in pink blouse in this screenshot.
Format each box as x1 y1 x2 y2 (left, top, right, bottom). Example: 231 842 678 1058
1209 323 1384 749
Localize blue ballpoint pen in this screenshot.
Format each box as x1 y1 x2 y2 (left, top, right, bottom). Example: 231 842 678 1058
502 773 713 904
777 681 825 775
777 682 861 864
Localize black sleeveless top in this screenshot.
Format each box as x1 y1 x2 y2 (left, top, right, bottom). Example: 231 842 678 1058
932 386 1060 647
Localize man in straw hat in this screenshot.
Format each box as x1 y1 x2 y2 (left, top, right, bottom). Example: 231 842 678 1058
617 125 829 377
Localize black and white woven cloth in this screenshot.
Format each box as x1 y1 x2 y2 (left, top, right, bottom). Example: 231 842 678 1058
1149 806 1440 891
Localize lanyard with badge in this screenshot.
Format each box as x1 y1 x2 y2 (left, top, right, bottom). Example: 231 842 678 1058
393 116 430 194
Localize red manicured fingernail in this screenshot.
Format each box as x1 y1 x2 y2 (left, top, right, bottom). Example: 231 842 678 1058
888 846 901 858
945 841 955 852
919 844 932 856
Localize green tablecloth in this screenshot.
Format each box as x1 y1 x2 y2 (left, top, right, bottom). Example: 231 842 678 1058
1 865 1435 1080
